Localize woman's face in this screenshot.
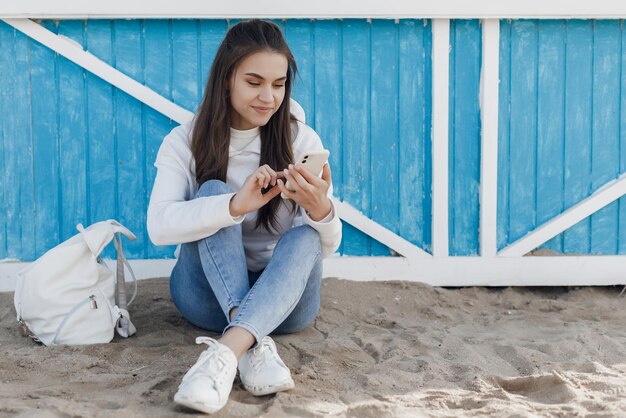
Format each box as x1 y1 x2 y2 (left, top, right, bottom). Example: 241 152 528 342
229 51 289 130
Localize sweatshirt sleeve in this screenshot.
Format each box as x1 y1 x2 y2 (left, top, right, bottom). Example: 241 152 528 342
146 127 244 246
300 184 342 257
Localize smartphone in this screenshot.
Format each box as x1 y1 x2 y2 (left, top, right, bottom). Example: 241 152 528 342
284 149 330 192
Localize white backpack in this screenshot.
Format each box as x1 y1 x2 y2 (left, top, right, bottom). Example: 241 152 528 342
14 220 138 346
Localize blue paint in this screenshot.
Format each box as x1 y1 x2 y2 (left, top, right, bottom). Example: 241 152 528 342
85 20 117 259
57 21 88 242
114 20 146 258
30 25 60 256
563 20 593 254
144 20 177 259
590 20 621 254
399 20 432 253
313 20 344 253
536 20 566 253
371 19 398 256
620 21 626 254
341 20 372 255
285 20 314 125
172 20 201 111
449 20 481 256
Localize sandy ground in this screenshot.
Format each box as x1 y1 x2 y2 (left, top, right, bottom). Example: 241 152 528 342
2 277 626 417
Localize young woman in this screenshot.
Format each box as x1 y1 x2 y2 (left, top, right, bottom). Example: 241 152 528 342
147 19 342 414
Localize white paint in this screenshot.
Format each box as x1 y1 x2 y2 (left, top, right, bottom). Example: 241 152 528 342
499 173 626 257
332 198 430 259
4 255 626 291
2 0 626 18
3 18 194 125
324 256 626 286
479 20 500 257
431 19 450 257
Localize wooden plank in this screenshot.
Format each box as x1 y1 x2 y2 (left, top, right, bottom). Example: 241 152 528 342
0 22 9 259
497 19 511 252
479 19 500 257
431 18 450 257
499 173 626 257
563 20 593 254
84 20 116 259
341 19 371 255
371 19 398 256
199 20 228 100
144 19 175 259
313 19 343 253
285 20 314 124
57 20 87 242
617 21 626 254
3 1 626 19
590 20 621 254
449 20 481 256
322 255 626 286
171 19 200 112
5 253 626 291
28 22 60 256
399 19 430 252
2 24 35 259
508 20 538 245
113 19 145 257
536 20 566 253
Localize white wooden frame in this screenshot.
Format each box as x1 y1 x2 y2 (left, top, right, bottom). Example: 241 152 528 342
2 1 626 19
2 16 626 288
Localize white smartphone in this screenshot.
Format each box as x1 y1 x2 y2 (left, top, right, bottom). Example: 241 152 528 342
284 149 330 192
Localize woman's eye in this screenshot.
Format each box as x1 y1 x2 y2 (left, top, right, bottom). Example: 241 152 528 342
273 84 285 88
247 81 261 86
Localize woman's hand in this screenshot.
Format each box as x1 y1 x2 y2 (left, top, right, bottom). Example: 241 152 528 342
229 165 282 217
277 163 333 221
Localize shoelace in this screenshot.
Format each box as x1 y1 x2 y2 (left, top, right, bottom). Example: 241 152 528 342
249 337 276 371
182 337 232 387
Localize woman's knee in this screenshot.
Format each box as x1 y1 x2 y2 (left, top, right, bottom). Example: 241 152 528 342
280 225 321 253
195 179 232 198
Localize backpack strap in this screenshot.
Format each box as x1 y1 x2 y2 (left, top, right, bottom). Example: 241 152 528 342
112 233 137 338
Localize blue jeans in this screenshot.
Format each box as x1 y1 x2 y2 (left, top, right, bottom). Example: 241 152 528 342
169 180 323 344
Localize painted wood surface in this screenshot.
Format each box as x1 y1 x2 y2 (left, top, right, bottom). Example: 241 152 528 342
0 19 432 260
498 19 626 254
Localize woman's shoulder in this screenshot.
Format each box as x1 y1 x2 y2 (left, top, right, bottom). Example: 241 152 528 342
163 120 194 149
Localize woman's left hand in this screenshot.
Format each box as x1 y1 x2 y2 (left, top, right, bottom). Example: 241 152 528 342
277 163 333 221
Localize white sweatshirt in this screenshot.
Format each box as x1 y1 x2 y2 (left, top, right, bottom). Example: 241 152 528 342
147 118 342 272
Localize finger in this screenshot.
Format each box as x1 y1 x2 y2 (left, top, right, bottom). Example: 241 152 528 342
276 179 296 200
282 168 301 192
258 166 273 189
294 164 320 184
263 164 279 185
255 172 266 188
288 165 313 191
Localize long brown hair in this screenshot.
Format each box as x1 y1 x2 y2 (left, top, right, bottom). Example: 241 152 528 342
191 19 298 233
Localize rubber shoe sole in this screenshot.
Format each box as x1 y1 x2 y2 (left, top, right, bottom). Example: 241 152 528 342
174 392 225 414
243 376 295 396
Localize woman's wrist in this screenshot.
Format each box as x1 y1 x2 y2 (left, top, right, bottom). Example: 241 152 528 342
307 199 332 222
229 194 244 218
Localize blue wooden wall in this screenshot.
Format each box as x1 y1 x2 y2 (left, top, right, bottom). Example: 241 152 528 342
0 19 432 260
1 19 624 260
498 19 626 254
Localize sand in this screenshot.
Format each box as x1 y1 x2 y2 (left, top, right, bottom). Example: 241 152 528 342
2 277 626 417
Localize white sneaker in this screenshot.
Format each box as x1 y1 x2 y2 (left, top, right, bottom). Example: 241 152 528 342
238 336 295 396
174 336 238 414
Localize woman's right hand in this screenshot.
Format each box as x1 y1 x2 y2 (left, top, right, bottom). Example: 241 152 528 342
229 164 283 217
